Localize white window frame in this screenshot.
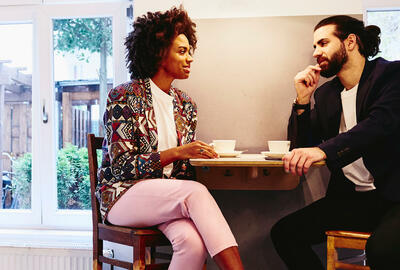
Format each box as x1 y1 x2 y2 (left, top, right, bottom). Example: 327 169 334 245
0 0 41 6
0 6 42 227
0 1 129 230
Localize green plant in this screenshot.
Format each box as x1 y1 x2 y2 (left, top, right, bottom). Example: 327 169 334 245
11 143 97 210
57 143 91 210
12 153 32 209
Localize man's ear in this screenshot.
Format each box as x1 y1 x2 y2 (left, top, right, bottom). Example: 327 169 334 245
345 33 358 51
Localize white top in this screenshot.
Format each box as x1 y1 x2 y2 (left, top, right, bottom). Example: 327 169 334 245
339 84 375 191
150 79 177 177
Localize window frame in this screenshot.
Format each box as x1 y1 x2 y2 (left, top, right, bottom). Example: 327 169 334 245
0 1 129 229
0 6 41 227
0 0 41 6
365 7 400 62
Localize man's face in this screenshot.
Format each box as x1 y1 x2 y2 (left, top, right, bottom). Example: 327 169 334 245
313 25 348 78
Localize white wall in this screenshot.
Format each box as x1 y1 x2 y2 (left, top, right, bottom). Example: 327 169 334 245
363 0 400 9
134 0 363 19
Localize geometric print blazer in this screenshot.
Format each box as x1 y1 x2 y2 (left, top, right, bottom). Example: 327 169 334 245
96 78 197 222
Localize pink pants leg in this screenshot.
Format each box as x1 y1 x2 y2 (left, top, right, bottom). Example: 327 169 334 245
107 179 238 270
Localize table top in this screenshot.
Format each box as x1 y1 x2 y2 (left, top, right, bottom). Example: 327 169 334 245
190 154 325 167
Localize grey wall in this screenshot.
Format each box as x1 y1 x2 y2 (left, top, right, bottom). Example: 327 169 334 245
106 14 360 270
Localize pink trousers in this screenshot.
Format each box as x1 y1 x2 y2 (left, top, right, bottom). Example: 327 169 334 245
107 179 238 270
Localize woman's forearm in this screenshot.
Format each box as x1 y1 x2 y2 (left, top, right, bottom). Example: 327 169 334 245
160 147 181 167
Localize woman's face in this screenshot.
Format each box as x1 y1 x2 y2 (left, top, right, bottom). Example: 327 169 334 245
160 34 194 80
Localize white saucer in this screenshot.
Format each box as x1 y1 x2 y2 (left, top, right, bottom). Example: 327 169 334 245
261 151 289 159
217 151 243 157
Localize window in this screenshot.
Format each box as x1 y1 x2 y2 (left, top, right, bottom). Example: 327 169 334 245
53 17 113 211
0 23 33 212
366 9 400 60
0 1 130 229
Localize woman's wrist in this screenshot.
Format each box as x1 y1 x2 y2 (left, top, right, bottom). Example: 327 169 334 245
160 147 180 167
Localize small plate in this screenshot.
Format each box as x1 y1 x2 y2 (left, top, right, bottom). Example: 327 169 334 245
261 151 289 159
217 151 243 157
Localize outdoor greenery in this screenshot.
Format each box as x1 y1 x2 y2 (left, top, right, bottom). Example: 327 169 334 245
12 144 99 210
53 18 112 59
57 143 91 209
12 153 32 209
53 17 113 136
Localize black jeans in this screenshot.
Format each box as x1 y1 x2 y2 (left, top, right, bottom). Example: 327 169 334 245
270 190 400 270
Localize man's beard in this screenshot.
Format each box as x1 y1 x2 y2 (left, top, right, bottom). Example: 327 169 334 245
318 43 348 78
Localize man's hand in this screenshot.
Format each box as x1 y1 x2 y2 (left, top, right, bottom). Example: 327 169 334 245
294 64 322 104
283 147 326 176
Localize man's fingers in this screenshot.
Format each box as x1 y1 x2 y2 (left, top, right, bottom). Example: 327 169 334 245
309 64 322 71
303 159 314 175
296 155 307 176
283 152 294 172
289 152 300 175
306 74 314 86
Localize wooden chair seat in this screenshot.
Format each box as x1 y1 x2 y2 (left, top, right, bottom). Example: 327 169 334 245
326 230 372 270
88 134 172 270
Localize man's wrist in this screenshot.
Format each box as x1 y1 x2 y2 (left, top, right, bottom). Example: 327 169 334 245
293 97 310 110
295 96 310 105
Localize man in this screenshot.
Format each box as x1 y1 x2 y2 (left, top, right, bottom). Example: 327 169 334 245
270 15 400 270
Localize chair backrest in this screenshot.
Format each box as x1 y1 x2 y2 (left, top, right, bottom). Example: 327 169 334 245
87 134 105 226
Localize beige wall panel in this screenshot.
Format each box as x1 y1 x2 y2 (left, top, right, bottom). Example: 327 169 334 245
175 15 366 152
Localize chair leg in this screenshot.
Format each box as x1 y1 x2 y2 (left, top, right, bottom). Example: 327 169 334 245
150 246 156 264
133 237 146 270
202 260 207 270
93 259 102 270
327 235 338 270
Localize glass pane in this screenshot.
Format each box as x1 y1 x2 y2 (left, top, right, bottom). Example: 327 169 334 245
367 10 400 61
53 17 113 210
0 23 33 210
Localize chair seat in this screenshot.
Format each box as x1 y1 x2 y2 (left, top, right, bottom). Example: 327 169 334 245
326 230 371 239
98 223 171 247
326 230 371 270
99 223 164 235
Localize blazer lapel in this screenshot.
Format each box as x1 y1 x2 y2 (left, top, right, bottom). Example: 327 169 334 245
356 60 376 120
324 78 343 137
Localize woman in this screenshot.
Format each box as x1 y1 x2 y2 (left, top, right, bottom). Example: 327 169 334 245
96 6 244 270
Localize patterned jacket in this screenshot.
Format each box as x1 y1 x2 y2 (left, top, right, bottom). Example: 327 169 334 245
96 78 197 222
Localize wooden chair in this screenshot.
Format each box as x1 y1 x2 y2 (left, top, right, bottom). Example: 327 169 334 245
326 230 372 270
87 134 172 270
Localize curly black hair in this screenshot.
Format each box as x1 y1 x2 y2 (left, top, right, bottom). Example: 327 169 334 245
315 15 381 58
125 6 197 80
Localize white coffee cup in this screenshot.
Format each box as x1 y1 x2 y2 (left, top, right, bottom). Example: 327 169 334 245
211 140 236 153
268 140 290 153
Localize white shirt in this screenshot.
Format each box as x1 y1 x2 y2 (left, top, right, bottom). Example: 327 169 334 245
150 79 177 177
339 84 376 191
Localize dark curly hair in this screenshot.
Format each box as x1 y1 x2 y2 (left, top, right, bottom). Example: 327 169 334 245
125 6 197 80
314 15 381 59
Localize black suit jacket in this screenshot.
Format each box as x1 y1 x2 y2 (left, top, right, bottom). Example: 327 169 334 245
288 57 400 202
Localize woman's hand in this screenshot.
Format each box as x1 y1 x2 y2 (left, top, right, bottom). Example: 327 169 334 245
177 140 218 160
160 140 218 167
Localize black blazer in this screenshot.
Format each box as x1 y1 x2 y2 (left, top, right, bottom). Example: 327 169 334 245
288 57 400 202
